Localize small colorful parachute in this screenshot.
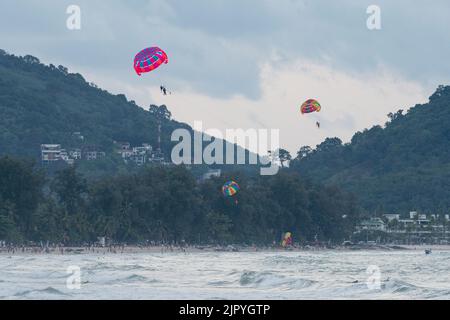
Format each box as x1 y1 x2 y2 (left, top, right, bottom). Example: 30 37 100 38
222 181 240 197
134 47 168 76
281 232 293 247
301 99 321 114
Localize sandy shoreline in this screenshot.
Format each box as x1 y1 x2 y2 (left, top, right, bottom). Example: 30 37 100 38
1 244 450 256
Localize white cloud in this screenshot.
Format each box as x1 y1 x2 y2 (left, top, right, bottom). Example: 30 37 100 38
87 58 427 154
0 0 443 155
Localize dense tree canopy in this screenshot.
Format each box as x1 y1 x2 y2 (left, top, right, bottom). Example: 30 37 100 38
0 157 359 245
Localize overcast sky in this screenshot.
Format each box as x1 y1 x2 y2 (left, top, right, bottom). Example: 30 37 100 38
1 0 449 154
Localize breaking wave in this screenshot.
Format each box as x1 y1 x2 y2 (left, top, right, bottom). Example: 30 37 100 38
239 271 316 290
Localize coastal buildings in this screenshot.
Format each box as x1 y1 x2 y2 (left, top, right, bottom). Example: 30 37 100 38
385 211 449 229
115 141 166 166
41 124 171 167
69 149 82 160
60 149 74 165
41 143 105 165
82 146 106 161
354 211 450 244
41 139 168 167
383 214 400 222
356 218 386 232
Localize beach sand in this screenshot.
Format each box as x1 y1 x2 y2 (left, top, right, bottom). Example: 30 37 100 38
1 243 450 256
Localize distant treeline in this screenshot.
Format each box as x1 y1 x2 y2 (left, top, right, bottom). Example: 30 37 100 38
0 157 359 245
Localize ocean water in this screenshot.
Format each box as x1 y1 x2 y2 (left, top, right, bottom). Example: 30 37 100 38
1 250 450 300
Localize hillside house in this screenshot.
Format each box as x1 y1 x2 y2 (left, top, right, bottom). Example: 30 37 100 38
41 144 61 164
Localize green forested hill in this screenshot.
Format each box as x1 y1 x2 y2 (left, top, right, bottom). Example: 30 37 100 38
0 50 260 177
0 49 184 158
291 85 450 213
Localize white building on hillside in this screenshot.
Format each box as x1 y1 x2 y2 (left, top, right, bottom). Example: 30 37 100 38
357 218 386 232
